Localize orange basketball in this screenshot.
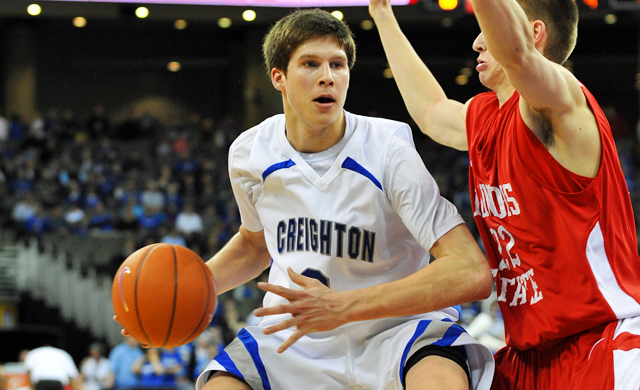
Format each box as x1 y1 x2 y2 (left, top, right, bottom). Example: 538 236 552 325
111 243 217 348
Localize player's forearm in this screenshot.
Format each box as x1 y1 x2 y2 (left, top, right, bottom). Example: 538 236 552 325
371 6 448 131
342 253 492 323
473 0 535 66
206 229 271 294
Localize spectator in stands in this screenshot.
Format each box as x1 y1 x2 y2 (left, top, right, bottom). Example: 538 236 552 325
115 180 141 209
94 137 117 165
155 165 174 192
23 345 81 390
64 180 83 207
164 203 180 225
64 203 87 236
114 207 138 233
10 168 34 195
137 205 166 233
172 132 192 156
179 174 198 205
158 347 187 389
200 205 222 239
173 150 198 175
160 226 187 247
192 333 219 382
131 348 183 389
47 205 68 235
164 182 183 212
108 336 143 390
11 193 38 225
95 173 116 199
83 185 102 210
78 147 99 183
201 221 227 260
88 202 114 232
175 202 202 244
35 164 63 208
198 180 217 211
80 342 113 390
140 180 165 211
22 202 50 237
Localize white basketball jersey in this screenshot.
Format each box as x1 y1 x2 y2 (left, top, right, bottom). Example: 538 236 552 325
229 111 464 327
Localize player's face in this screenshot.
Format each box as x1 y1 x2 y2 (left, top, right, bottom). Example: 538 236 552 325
272 35 350 139
472 32 508 90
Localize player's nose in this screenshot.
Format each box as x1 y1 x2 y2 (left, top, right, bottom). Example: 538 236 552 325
473 32 486 53
318 63 335 86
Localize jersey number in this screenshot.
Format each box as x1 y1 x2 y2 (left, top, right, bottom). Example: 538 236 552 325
489 225 521 270
301 268 330 287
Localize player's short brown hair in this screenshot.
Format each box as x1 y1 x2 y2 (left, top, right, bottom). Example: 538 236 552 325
262 8 356 75
516 0 578 64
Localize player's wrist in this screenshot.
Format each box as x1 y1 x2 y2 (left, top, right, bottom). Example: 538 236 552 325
340 288 369 324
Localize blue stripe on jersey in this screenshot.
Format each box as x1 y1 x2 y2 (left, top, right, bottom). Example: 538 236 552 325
341 157 383 191
213 350 244 381
262 159 296 181
399 319 432 387
238 328 271 390
432 323 465 348
453 304 462 318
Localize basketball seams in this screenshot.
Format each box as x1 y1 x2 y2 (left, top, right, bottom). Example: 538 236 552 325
134 243 160 347
162 244 179 348
177 250 213 346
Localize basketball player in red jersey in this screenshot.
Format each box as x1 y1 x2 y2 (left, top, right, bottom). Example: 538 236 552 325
370 0 640 388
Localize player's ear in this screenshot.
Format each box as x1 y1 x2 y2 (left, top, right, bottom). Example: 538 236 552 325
271 68 286 92
531 20 546 47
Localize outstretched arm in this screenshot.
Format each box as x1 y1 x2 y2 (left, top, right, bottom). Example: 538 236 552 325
369 0 469 150
206 225 272 295
254 224 492 353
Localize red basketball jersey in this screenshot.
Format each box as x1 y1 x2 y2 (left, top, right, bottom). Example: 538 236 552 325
466 85 640 350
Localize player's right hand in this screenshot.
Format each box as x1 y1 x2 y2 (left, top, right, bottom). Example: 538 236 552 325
112 315 149 348
253 267 349 353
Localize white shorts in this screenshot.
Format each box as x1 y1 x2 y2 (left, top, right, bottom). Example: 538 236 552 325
196 315 494 390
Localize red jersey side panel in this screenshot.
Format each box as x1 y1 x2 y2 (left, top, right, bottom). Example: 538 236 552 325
466 87 640 350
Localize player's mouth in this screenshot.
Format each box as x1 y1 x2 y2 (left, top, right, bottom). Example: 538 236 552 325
476 59 488 72
314 95 336 107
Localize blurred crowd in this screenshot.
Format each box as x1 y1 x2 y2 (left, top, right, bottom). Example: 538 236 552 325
0 328 231 390
1 102 639 389
0 105 244 269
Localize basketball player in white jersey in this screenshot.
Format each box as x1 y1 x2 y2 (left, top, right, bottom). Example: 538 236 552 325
196 9 494 390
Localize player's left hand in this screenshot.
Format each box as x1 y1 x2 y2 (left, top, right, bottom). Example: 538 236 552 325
253 267 348 353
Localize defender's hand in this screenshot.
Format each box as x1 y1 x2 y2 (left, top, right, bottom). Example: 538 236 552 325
369 0 394 21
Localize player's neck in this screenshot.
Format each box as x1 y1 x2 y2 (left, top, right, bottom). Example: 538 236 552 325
495 82 517 107
285 112 346 153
